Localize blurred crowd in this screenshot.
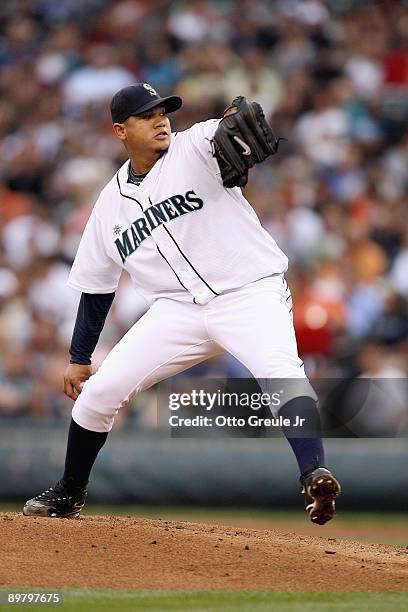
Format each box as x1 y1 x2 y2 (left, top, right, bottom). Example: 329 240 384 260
0 0 407 428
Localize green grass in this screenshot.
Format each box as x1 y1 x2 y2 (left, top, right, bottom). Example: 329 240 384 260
0 590 407 612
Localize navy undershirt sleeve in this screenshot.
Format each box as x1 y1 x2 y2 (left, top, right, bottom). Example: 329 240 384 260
69 292 115 365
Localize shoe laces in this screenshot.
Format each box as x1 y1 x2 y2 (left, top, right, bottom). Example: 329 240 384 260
35 480 70 502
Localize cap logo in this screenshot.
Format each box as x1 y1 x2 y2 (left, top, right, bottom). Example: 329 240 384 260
143 83 158 97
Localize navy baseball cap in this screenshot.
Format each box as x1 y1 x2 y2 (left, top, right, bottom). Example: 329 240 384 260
110 83 182 123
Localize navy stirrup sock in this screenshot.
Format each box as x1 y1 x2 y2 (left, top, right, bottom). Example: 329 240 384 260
280 396 325 476
62 418 108 489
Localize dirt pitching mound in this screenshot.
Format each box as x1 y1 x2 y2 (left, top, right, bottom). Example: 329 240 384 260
1 513 407 591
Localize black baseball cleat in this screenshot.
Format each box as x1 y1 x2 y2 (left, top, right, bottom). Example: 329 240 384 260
300 467 341 525
23 479 87 518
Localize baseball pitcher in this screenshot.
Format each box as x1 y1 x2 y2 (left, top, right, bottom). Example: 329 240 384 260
23 83 341 524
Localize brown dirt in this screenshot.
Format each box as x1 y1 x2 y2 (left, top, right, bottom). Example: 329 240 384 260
171 515 408 546
1 512 407 591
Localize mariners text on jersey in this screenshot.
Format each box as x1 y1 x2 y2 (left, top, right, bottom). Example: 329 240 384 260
115 190 203 263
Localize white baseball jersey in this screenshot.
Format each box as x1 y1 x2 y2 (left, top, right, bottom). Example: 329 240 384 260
68 119 288 305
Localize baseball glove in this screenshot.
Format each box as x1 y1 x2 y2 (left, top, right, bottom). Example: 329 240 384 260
211 96 284 188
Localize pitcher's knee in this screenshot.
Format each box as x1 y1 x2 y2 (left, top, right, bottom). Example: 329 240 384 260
71 370 132 433
72 402 115 433
252 352 305 379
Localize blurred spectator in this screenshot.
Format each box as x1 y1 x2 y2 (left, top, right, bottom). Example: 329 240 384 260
63 44 136 107
294 86 349 166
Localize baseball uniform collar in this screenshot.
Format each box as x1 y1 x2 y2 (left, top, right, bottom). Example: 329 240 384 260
117 156 162 200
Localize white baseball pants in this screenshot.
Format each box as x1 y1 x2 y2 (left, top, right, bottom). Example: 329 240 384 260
72 275 316 432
